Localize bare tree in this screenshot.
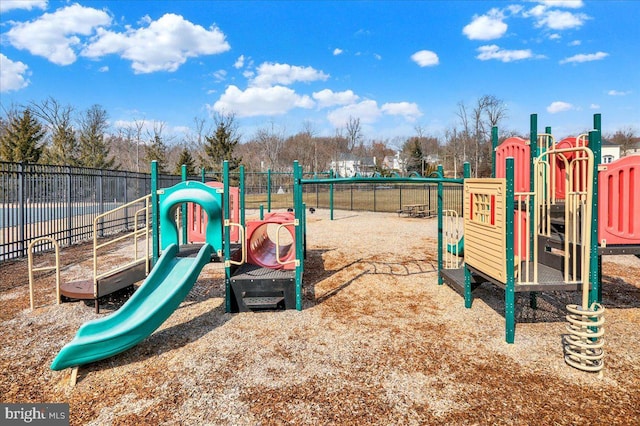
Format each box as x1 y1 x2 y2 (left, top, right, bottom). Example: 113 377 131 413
30 97 78 165
608 127 638 156
255 121 286 170
345 116 363 152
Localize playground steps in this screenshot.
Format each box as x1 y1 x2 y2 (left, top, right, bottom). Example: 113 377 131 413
60 258 149 313
440 268 482 295
229 263 296 312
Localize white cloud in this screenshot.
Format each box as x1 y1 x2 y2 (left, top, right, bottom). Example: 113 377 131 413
250 62 329 87
213 69 227 82
82 13 230 73
463 8 507 40
327 100 381 127
212 85 314 117
381 102 423 122
568 40 581 46
607 90 631 96
312 89 359 108
234 55 245 69
590 104 600 109
536 10 588 30
0 54 30 92
476 45 535 62
547 101 574 113
0 0 47 13
6 4 112 65
411 50 439 67
538 1 584 8
374 53 382 60
333 48 343 56
98 65 109 72
559 51 608 64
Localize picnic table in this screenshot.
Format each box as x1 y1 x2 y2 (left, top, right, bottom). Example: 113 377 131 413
397 204 434 218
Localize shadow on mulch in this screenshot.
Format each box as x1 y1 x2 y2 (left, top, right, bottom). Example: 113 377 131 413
73 302 230 384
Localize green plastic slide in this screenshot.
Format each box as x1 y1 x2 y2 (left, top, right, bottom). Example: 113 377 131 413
446 236 464 256
51 243 212 371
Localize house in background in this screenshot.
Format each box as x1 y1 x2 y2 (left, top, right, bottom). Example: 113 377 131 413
382 152 406 174
330 154 376 177
601 139 621 164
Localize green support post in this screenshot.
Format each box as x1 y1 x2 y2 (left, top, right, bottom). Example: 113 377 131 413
529 114 538 262
437 164 444 285
293 161 304 310
329 169 334 221
505 158 516 343
267 169 272 212
223 160 232 313
491 126 498 178
201 167 205 183
464 266 472 308
589 123 601 304
463 163 471 179
151 161 160 267
181 164 188 245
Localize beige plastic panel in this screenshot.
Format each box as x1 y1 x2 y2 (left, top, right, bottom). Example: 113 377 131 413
464 179 507 283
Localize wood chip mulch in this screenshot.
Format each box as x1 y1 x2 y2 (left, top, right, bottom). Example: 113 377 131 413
1 210 639 425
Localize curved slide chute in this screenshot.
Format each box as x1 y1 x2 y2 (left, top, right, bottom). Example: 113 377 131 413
51 243 212 371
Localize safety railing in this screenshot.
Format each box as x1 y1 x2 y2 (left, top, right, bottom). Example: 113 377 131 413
92 195 152 296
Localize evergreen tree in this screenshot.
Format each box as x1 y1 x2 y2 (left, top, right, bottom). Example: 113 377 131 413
405 138 423 174
43 120 78 166
78 104 115 169
0 108 45 163
203 112 242 173
174 147 197 176
145 134 168 173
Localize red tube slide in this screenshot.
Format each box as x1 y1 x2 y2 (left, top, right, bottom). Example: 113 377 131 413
246 212 296 270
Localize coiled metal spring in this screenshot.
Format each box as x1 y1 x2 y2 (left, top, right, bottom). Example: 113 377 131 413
564 302 605 373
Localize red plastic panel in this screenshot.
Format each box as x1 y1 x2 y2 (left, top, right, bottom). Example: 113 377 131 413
188 182 240 243
496 137 531 259
598 155 640 245
246 211 296 270
495 137 530 193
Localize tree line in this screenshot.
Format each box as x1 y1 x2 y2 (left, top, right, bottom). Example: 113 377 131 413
1 96 636 178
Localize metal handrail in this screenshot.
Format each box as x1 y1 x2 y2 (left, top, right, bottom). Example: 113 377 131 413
225 220 246 266
92 195 152 295
276 221 298 266
28 237 61 310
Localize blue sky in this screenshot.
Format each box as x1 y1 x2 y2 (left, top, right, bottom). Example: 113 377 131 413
1 0 638 144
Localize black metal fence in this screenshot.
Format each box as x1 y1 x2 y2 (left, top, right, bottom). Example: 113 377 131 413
0 162 182 261
1 162 463 262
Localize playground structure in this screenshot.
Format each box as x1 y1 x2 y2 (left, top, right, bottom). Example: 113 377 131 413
39 113 637 378
441 113 639 371
49 161 306 376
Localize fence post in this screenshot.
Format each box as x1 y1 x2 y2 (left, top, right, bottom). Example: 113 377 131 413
373 184 377 212
123 172 129 230
66 166 72 246
17 163 25 258
437 164 444 285
97 169 104 237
